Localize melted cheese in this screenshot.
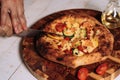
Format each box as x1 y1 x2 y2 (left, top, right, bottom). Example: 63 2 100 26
81 36 99 53
62 42 72 51
51 16 101 55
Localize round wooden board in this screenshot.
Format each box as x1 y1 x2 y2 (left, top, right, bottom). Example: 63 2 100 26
21 9 120 80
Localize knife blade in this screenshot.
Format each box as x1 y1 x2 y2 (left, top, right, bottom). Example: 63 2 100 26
16 29 63 37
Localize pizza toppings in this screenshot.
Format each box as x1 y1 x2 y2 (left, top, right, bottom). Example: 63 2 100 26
55 23 66 32
52 19 100 56
64 49 73 54
51 16 101 55
73 48 84 56
47 34 64 40
43 13 112 58
64 37 71 41
77 68 89 80
96 62 108 75
52 16 101 56
77 45 84 51
63 28 74 38
79 28 87 39
60 29 99 56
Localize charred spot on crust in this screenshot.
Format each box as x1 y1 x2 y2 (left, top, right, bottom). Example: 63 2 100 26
99 35 105 39
36 40 51 56
95 24 101 27
98 41 111 56
106 42 111 48
65 73 77 80
56 57 63 61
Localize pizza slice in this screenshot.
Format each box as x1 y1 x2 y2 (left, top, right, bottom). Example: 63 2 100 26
36 13 114 68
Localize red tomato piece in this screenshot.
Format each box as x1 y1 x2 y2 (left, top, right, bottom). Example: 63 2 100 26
77 68 88 80
64 49 72 54
58 45 62 49
55 23 66 32
64 37 70 41
96 63 108 75
77 45 83 51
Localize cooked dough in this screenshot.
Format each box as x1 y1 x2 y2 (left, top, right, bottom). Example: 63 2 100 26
36 13 114 68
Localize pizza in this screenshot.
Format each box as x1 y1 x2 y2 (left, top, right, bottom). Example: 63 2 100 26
36 13 114 69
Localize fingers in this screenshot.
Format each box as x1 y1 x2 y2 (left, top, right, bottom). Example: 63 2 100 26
17 0 27 30
10 0 27 34
1 0 27 35
10 7 23 34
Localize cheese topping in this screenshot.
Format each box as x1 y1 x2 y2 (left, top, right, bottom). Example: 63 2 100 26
48 16 101 56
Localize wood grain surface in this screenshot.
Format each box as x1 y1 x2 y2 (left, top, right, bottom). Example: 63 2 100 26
21 9 120 80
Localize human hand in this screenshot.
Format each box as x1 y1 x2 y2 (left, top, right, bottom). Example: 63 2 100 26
1 0 27 34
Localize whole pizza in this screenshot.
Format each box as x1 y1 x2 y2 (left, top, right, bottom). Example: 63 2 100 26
36 13 114 69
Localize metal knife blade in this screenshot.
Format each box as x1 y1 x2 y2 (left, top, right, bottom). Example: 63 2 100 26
16 29 63 37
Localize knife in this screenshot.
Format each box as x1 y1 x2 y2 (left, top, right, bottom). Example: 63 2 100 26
16 29 63 37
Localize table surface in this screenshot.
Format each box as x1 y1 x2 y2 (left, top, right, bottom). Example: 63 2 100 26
0 0 120 80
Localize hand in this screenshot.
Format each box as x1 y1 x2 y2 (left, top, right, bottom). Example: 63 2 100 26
1 0 27 34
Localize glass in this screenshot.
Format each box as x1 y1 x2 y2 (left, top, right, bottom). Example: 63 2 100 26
101 0 120 29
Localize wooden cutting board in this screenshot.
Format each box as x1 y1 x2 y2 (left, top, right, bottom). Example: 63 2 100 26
21 9 120 80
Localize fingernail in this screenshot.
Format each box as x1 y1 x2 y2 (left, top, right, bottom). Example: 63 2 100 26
23 26 27 30
19 28 23 33
15 27 19 34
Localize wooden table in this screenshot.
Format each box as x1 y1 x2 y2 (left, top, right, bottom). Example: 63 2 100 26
0 0 120 80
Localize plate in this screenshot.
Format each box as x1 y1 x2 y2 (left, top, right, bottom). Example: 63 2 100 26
21 9 120 80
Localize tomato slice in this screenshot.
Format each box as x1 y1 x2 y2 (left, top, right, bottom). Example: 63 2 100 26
64 49 72 54
55 23 66 32
96 63 108 75
58 45 62 49
77 46 83 51
77 68 88 80
64 37 70 41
